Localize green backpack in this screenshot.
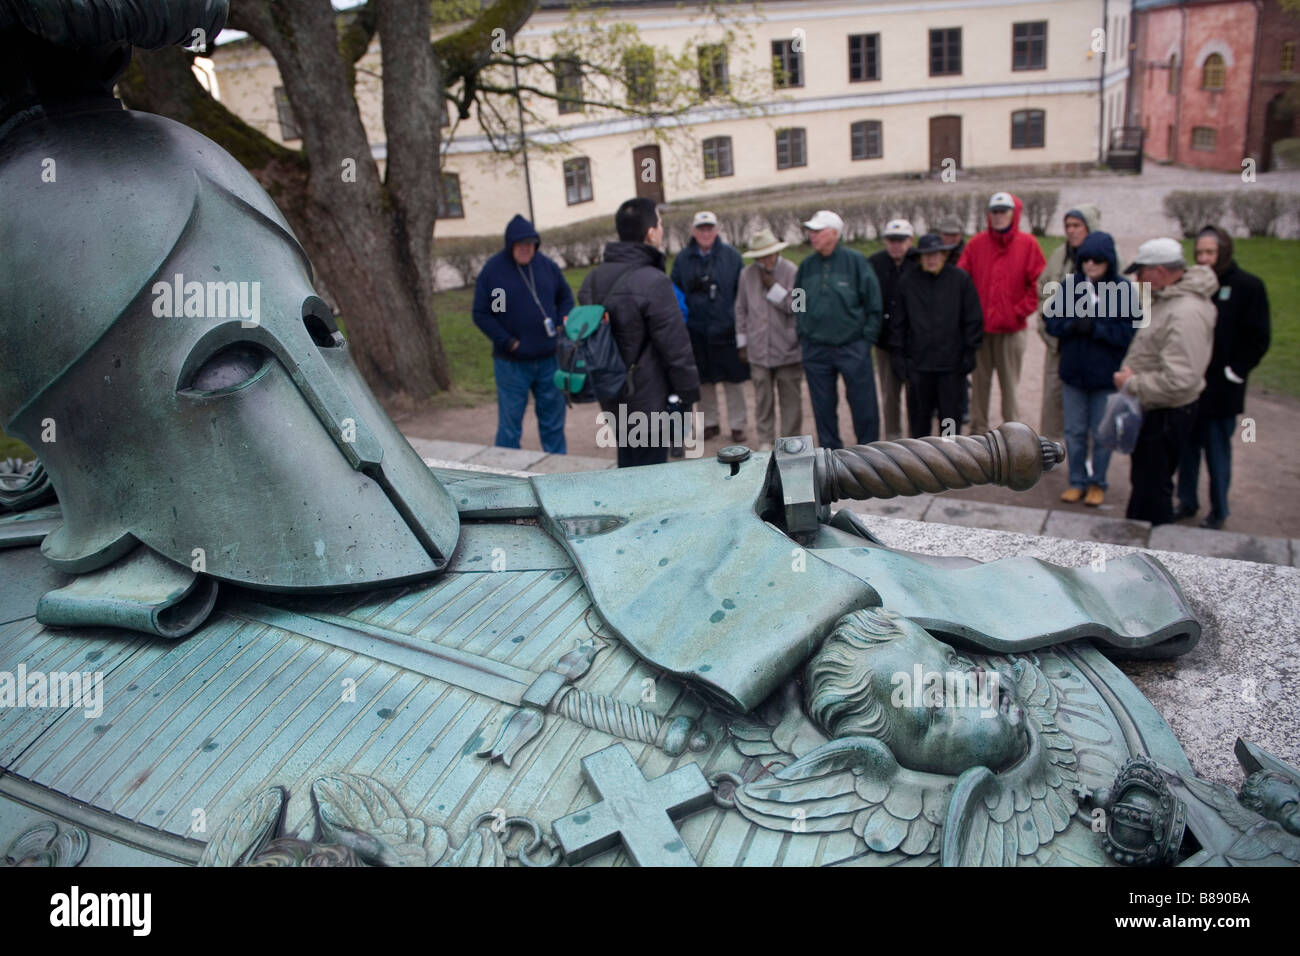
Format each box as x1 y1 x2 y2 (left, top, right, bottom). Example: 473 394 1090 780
554 266 649 403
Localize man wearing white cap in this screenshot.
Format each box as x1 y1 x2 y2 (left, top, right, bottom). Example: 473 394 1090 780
957 192 1047 434
736 228 802 450
671 210 749 443
867 218 916 439
792 210 884 448
1114 237 1217 525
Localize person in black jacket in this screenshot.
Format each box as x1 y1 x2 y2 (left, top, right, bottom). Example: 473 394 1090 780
670 211 748 443
867 218 915 440
888 233 983 438
1042 231 1136 507
579 198 701 468
1176 226 1271 528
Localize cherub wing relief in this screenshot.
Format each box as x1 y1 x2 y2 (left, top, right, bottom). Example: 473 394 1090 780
940 659 1080 866
732 736 949 856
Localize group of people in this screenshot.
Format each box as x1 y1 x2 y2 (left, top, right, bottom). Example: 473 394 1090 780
1035 207 1270 528
471 191 1270 529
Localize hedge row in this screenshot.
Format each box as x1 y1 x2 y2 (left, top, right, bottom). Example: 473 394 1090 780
1163 190 1300 238
433 189 1062 289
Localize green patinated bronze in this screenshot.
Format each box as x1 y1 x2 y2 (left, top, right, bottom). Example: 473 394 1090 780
0 0 1295 868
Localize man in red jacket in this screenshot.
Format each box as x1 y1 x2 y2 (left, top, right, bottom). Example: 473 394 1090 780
958 192 1046 434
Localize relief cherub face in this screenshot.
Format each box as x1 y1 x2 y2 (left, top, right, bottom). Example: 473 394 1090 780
805 609 1027 775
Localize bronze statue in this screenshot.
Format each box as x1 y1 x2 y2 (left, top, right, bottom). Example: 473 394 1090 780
0 0 1295 868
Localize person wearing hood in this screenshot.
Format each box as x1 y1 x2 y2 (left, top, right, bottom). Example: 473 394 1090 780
472 214 575 454
1114 238 1218 525
1034 205 1116 440
1175 226 1271 529
888 233 983 438
1042 231 1136 507
957 192 1047 435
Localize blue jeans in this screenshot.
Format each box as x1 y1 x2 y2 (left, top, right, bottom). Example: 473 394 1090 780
1177 414 1235 520
801 339 879 449
494 355 566 454
1061 383 1114 490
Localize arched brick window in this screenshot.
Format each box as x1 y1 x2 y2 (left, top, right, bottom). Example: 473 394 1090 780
1201 53 1225 91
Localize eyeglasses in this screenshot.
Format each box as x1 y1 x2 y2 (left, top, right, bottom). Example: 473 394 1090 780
1080 257 1106 265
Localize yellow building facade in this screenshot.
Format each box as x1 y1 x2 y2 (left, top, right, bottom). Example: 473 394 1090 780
209 0 1131 238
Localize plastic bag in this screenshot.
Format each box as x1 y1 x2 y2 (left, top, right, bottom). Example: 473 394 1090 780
1096 390 1143 454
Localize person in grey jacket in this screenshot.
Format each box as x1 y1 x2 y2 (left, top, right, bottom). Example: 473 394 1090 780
579 198 700 468
735 228 802 450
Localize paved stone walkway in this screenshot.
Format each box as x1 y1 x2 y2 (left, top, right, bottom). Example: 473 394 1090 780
405 435 1299 568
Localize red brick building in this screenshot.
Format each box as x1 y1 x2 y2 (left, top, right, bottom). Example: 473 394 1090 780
1130 0 1300 171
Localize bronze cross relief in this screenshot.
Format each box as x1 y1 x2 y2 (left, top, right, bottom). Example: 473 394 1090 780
553 744 714 866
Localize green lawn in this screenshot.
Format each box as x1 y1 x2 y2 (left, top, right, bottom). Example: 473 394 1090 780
3 236 1294 464
434 235 1293 400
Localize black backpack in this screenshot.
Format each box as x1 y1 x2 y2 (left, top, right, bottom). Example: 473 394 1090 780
554 266 650 404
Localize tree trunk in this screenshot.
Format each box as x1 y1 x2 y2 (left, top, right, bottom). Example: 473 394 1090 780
120 5 451 404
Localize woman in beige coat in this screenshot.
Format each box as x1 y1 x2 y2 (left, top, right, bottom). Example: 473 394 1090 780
735 229 803 450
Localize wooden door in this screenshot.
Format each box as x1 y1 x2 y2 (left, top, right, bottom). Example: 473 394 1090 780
633 144 664 204
929 115 961 172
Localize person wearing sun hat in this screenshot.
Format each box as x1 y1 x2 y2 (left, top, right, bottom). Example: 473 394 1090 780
735 227 802 450
888 233 983 438
867 218 916 440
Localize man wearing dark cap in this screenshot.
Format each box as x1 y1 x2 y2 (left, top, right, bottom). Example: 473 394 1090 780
1175 226 1271 529
888 234 983 438
938 216 965 268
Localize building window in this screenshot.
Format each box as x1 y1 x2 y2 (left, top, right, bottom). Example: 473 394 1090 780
1119 17 1127 53
1201 53 1226 90
929 28 961 76
1011 109 1045 149
850 120 882 160
702 136 734 178
624 45 655 105
1283 41 1296 73
555 56 583 114
771 38 804 89
563 157 593 205
1168 54 1178 95
1012 21 1047 71
1191 126 1217 151
849 33 880 82
775 128 807 169
274 87 299 141
439 173 463 219
698 44 729 97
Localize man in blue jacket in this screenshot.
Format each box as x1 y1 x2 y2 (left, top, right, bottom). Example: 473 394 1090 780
472 215 575 453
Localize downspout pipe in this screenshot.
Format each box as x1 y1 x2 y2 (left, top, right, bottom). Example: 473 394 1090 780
1174 2 1187 164
1099 0 1110 164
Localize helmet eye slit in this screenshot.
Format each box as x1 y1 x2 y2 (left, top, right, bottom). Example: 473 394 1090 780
179 343 269 395
302 296 343 348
